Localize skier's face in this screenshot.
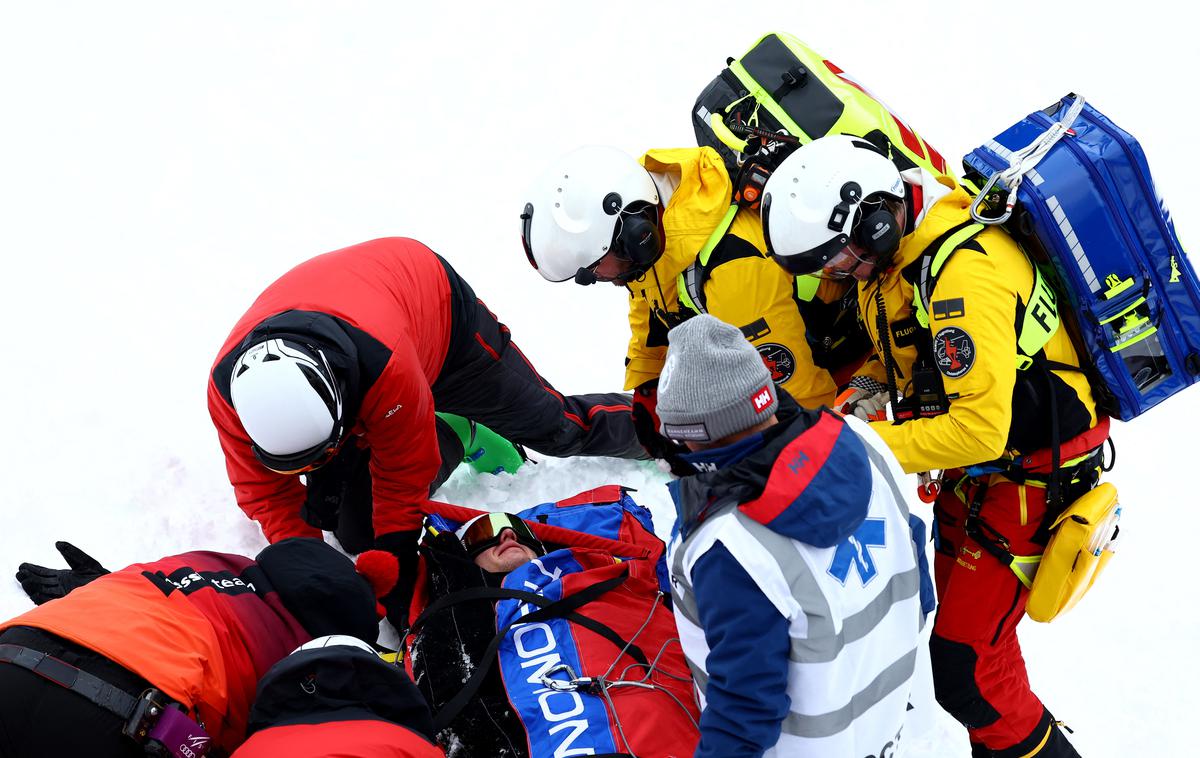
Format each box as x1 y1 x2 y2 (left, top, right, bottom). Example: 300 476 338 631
473 528 538 573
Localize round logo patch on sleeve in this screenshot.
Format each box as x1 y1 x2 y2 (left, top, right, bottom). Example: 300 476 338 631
933 326 975 378
756 343 795 383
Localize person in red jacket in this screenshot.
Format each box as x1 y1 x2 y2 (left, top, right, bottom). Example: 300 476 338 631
1 538 389 757
232 635 443 758
208 237 643 630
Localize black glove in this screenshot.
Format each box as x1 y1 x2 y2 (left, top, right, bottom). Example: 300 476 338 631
15 542 110 605
301 441 372 532
373 529 421 633
631 381 690 461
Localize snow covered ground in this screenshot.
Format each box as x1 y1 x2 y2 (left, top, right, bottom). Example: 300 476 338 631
2 2 1197 755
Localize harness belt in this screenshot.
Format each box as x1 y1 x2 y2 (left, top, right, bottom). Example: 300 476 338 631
0 643 211 758
965 416 1112 479
958 438 1106 590
0 643 139 716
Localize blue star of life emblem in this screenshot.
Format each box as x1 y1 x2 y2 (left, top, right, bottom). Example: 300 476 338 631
827 517 886 586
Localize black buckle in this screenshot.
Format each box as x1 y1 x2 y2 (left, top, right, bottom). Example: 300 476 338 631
122 688 172 743
828 181 862 231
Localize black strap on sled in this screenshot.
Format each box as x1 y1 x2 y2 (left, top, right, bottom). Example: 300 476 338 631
429 568 646 732
410 581 650 670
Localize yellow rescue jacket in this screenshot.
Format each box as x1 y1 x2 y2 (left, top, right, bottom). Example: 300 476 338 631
624 147 837 409
860 187 1097 473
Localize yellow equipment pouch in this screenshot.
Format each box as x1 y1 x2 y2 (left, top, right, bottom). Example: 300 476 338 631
1026 482 1120 623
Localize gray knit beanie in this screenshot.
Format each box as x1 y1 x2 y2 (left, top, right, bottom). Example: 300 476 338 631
657 314 779 443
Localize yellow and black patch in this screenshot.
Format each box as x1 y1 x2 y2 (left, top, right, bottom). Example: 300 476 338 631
932 297 965 320
740 317 772 341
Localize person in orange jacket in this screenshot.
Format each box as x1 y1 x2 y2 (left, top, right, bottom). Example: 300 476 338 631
232 635 442 758
760 135 1107 757
2 538 396 757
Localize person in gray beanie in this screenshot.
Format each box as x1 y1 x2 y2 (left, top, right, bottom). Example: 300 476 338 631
656 313 780 446
661 314 934 758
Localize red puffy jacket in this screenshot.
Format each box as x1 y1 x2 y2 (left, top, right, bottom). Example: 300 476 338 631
209 238 453 542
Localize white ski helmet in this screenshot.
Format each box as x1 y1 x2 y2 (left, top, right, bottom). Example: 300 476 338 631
520 145 663 284
292 634 377 655
762 134 906 276
230 338 344 473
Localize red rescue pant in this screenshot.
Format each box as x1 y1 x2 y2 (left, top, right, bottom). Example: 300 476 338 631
929 473 1052 754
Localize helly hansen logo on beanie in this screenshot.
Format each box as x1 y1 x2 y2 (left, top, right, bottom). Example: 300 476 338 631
753 385 774 413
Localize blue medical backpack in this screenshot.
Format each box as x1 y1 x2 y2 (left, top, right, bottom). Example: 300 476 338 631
963 93 1200 421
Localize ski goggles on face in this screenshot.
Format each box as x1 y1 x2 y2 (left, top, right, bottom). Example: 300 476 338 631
459 513 543 558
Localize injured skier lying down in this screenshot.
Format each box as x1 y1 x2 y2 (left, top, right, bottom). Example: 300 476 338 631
405 487 701 758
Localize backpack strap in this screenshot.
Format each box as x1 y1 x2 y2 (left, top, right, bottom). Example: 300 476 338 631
1015 263 1061 369
676 204 749 315
678 204 823 316
912 220 987 328
912 220 1061 370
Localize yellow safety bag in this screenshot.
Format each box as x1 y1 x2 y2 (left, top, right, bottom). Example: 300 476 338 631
1026 482 1120 623
691 32 958 184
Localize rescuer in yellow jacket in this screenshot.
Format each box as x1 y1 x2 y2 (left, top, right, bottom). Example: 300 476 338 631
759 135 1107 758
846 187 1096 472
520 144 844 460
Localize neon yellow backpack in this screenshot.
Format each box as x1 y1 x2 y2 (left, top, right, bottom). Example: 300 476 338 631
1026 482 1121 622
692 32 958 185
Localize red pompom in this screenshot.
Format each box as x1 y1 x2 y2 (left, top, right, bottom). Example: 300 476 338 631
355 549 399 598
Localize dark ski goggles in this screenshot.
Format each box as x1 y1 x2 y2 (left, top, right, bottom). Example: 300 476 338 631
253 437 343 475
460 513 544 558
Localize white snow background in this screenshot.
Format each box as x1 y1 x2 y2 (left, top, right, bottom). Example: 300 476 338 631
1 2 1197 755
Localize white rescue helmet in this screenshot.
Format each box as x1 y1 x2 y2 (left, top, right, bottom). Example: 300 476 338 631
292 634 378 655
230 338 344 473
520 145 663 284
762 135 906 276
